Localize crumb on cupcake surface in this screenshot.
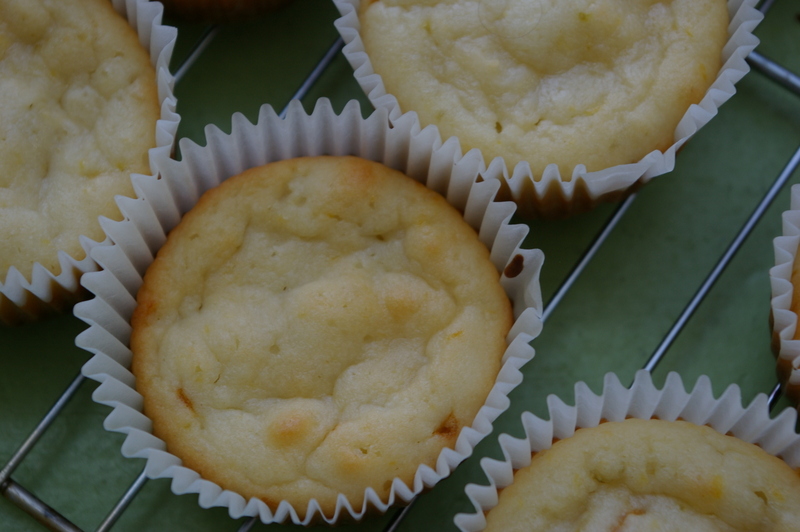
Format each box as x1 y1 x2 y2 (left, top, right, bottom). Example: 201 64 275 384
0 0 158 280
359 0 728 177
484 418 800 532
131 156 513 516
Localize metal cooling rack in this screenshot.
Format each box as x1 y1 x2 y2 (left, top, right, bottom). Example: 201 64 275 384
1 0 799 530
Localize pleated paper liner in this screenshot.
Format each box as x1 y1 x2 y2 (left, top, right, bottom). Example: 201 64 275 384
771 184 800 405
455 370 800 531
333 0 762 218
75 100 544 525
0 0 179 325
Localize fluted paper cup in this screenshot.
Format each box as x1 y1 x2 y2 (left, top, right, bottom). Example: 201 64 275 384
770 183 800 405
334 0 762 218
0 0 179 325
75 100 544 525
455 370 800 531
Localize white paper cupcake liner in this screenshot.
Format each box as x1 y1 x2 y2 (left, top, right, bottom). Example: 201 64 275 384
333 0 762 218
455 370 800 531
75 99 544 525
0 0 179 325
770 183 800 404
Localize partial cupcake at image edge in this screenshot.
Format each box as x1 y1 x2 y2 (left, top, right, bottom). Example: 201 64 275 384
770 183 800 406
456 370 800 532
75 99 544 525
0 0 179 325
334 0 763 218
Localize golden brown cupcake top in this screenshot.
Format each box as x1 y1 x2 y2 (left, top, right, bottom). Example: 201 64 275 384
0 0 158 280
131 156 512 517
360 0 728 177
484 418 800 531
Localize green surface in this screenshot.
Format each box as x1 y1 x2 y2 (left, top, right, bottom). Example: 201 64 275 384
2 0 800 530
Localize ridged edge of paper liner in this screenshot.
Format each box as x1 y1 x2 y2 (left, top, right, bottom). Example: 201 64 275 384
0 0 179 324
454 369 800 531
332 0 762 218
770 183 800 404
74 99 544 525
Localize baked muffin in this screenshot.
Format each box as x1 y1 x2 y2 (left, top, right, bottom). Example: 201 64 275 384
79 100 542 524
456 371 800 532
359 0 727 176
485 419 800 531
0 0 161 320
336 0 762 216
130 155 514 518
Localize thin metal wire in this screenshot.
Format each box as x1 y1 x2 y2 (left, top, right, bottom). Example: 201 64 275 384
768 382 783 411
644 143 800 373
758 0 776 13
0 373 85 486
747 51 800 97
542 193 638 322
236 517 257 532
174 26 220 84
279 37 345 118
94 470 149 532
2 479 83 532
382 499 418 532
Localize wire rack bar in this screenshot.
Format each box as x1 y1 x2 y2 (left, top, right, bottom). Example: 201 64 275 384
768 381 783 411
236 516 257 532
94 470 149 532
174 25 220 84
279 37 344 118
2 479 82 532
382 498 416 532
757 0 775 12
0 373 86 531
0 373 84 486
542 193 638 323
747 51 800 97
644 143 800 373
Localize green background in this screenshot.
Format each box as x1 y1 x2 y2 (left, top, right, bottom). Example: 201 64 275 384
2 0 800 530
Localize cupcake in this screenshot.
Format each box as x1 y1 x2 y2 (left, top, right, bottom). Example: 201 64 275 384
77 100 544 525
770 184 800 404
0 0 178 324
456 371 800 531
131 155 515 518
334 0 763 217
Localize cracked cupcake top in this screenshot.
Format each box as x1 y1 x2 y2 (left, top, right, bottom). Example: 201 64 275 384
483 418 800 532
359 0 728 177
131 156 513 517
0 0 158 280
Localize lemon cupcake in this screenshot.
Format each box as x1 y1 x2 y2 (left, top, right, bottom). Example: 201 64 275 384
0 0 178 324
77 100 544 524
456 371 800 531
334 0 763 217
